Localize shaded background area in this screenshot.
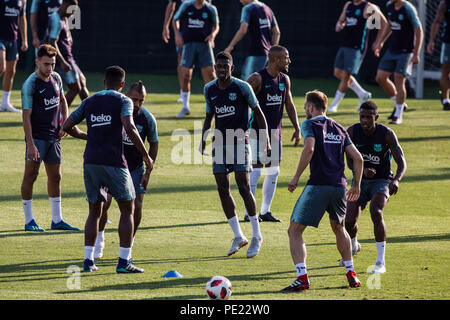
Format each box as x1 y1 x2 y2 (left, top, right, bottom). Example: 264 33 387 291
17 0 440 84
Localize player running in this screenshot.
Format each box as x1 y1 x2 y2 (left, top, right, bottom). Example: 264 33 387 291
225 0 280 81
244 45 300 222
94 81 159 260
329 0 388 113
200 51 270 258
173 0 219 118
282 90 364 291
373 0 423 124
63 66 153 273
48 0 89 107
30 0 61 56
343 101 406 274
21 44 79 232
162 0 211 103
427 0 450 111
0 0 28 113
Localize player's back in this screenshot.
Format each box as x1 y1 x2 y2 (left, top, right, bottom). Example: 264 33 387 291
73 90 132 168
242 1 277 56
301 116 352 187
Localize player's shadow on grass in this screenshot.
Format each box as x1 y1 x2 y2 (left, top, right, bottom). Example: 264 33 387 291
0 229 82 239
0 191 86 202
398 135 450 143
0 121 22 128
308 233 450 247
0 259 82 276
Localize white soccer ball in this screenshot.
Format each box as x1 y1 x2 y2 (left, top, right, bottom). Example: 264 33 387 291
205 275 232 300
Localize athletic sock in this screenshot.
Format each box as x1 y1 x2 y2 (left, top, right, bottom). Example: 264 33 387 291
295 262 307 277
49 196 62 223
330 90 345 108
2 91 11 106
376 241 386 264
344 260 355 273
260 166 279 215
96 231 105 246
22 199 34 224
249 215 262 240
394 103 404 118
351 236 358 248
84 246 94 261
349 79 367 98
245 168 262 217
443 98 450 104
181 91 190 111
119 247 131 260
390 96 397 106
228 215 244 238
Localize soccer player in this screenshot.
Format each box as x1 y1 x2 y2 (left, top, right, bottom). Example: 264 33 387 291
200 51 270 258
63 66 153 273
48 0 89 107
427 0 450 111
162 0 211 103
0 0 28 113
373 0 423 124
94 81 159 260
173 0 219 118
224 0 280 81
282 90 364 291
30 0 62 56
344 101 406 274
329 0 388 113
244 45 301 222
21 44 78 232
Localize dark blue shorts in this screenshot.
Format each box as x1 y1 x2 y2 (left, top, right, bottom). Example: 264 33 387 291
241 55 268 81
181 42 214 68
334 47 363 75
212 143 251 174
130 164 146 195
83 164 135 203
441 42 450 65
291 185 347 228
0 40 19 61
55 60 82 85
358 178 390 209
25 138 61 164
378 49 413 76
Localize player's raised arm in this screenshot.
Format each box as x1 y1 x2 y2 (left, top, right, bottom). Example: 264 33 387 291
336 1 351 32
386 129 407 195
162 0 177 43
284 75 301 146
288 136 314 193
345 143 364 202
427 1 446 54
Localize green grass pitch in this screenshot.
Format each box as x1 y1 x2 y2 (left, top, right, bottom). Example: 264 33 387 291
0 72 449 300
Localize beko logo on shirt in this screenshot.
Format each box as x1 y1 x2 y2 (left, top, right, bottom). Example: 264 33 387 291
44 96 60 110
389 21 401 30
324 132 343 144
362 153 380 165
259 18 270 28
266 93 282 105
188 18 205 28
215 105 235 118
91 114 112 127
5 6 20 17
346 17 358 27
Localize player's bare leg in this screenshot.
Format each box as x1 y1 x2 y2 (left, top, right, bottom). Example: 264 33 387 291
177 66 192 117
1 60 21 112
369 193 388 273
440 64 450 110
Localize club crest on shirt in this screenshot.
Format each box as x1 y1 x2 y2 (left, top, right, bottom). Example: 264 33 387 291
279 83 285 91
136 124 143 133
374 144 382 152
202 12 208 19
229 93 237 101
